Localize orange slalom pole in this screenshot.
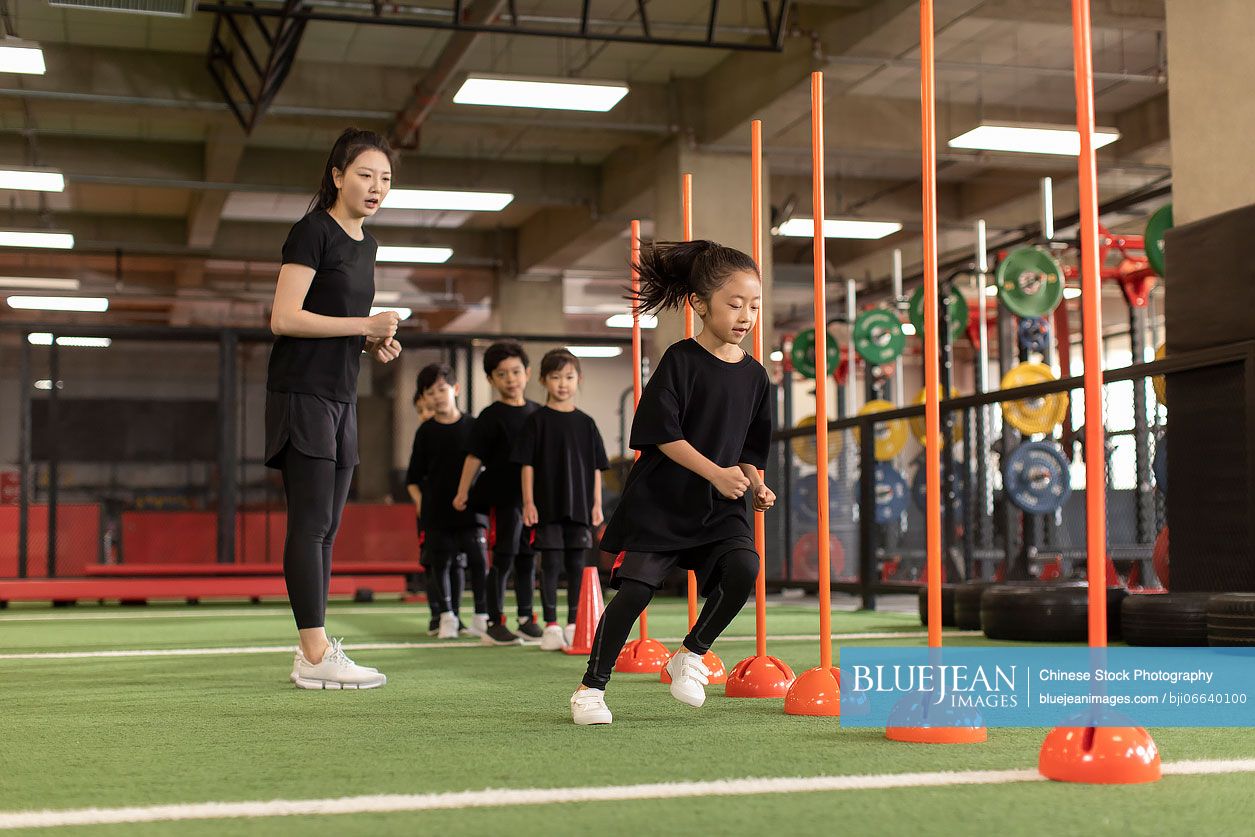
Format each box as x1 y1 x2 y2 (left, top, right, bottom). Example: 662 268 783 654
750 121 768 659
631 221 652 643
1037 0 1160 782
681 173 699 627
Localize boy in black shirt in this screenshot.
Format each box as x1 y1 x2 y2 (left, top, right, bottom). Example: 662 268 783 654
570 239 775 726
406 363 488 639
514 349 609 651
406 387 450 637
453 341 542 646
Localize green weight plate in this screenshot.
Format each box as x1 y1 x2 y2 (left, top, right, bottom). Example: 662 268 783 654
909 285 969 343
852 308 906 365
1144 203 1172 278
790 327 840 380
995 247 1065 318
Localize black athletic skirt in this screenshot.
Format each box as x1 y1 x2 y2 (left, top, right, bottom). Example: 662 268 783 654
264 390 358 470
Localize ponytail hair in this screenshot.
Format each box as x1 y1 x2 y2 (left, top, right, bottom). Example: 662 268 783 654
309 128 396 214
630 239 759 315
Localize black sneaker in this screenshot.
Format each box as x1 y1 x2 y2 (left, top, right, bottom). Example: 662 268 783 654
517 616 544 641
481 622 522 646
427 617 440 637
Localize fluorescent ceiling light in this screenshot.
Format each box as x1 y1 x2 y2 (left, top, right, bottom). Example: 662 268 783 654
0 230 74 249
376 246 453 264
454 74 629 112
948 122 1120 156
776 218 902 240
7 295 108 312
0 277 80 291
34 379 63 390
370 306 413 320
984 284 999 297
1063 287 1082 299
0 39 45 75
28 333 112 348
605 313 658 329
900 322 917 336
384 189 513 212
566 345 623 358
0 168 64 192
769 350 784 362
372 291 401 304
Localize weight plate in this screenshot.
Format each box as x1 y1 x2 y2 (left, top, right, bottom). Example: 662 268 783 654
1017 316 1051 356
1000 362 1068 435
1144 203 1172 278
791 532 846 582
790 328 840 380
907 386 963 444
1153 434 1168 495
996 247 1065 318
1003 440 1072 514
910 458 967 518
789 414 842 466
857 463 909 525
854 399 908 461
909 285 969 343
1153 343 1167 406
793 473 840 523
852 308 906 365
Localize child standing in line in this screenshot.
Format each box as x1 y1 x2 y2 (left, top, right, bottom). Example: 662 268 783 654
514 349 609 651
453 341 543 646
406 364 487 639
407 385 453 637
570 240 775 726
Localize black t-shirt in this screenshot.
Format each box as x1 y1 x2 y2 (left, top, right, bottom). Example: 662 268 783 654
600 338 772 554
467 399 541 510
266 211 377 403
406 414 486 531
511 406 610 527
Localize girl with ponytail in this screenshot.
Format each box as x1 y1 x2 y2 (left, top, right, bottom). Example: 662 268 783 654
570 239 777 726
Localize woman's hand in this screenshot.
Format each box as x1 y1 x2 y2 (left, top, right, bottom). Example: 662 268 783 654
711 466 751 500
367 336 401 364
522 502 539 527
365 310 400 339
751 483 776 512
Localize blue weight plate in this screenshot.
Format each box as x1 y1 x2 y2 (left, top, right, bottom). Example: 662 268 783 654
793 473 840 523
910 458 967 518
854 464 908 526
1017 316 1051 354
1003 440 1072 514
1153 435 1167 495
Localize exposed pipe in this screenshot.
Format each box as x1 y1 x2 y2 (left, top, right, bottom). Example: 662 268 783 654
823 53 1165 86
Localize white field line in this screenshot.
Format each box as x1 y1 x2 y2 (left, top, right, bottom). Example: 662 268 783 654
2 759 1253 830
0 630 981 661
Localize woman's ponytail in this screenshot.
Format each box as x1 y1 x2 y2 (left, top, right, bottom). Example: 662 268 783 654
629 239 758 315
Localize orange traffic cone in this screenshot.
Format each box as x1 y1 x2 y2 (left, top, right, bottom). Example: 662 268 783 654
1039 710 1161 784
562 566 605 656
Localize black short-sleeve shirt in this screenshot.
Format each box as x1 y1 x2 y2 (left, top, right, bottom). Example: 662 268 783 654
600 338 773 554
511 406 610 527
467 399 541 511
406 414 486 531
266 211 377 403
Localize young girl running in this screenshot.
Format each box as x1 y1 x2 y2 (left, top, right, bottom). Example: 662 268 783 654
570 240 775 725
267 128 402 690
514 349 609 651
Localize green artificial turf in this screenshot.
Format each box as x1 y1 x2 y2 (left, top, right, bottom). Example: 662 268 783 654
2 596 1253 836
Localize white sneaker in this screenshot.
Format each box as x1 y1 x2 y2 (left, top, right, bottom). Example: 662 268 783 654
293 639 387 690
540 623 568 651
438 611 460 639
571 688 613 725
564 623 576 646
290 650 300 683
467 613 489 637
664 649 710 708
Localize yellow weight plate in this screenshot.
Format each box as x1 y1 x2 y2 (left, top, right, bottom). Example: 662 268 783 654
1000 362 1068 435
790 414 842 466
908 386 963 444
854 399 908 461
1153 343 1167 406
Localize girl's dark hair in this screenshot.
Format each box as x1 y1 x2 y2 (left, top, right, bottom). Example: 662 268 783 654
540 348 580 379
483 340 530 375
630 239 759 315
416 363 456 396
309 128 396 214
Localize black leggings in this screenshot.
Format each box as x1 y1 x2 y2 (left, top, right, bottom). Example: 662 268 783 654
280 447 353 630
425 557 464 619
487 554 536 624
426 530 488 615
540 550 587 625
581 548 759 691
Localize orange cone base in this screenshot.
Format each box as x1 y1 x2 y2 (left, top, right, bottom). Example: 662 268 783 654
1039 726 1161 784
562 566 606 656
725 654 796 698
885 726 988 744
614 638 672 673
660 650 727 685
783 666 841 716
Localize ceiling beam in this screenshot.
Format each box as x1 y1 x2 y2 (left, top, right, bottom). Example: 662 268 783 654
186 126 247 249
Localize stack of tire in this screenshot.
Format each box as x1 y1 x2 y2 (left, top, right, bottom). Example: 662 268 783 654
1123 592 1255 646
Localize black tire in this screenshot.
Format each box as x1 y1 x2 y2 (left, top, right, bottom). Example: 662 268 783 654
1121 593 1212 646
917 584 957 627
954 582 991 630
982 583 1126 642
1207 593 1255 646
